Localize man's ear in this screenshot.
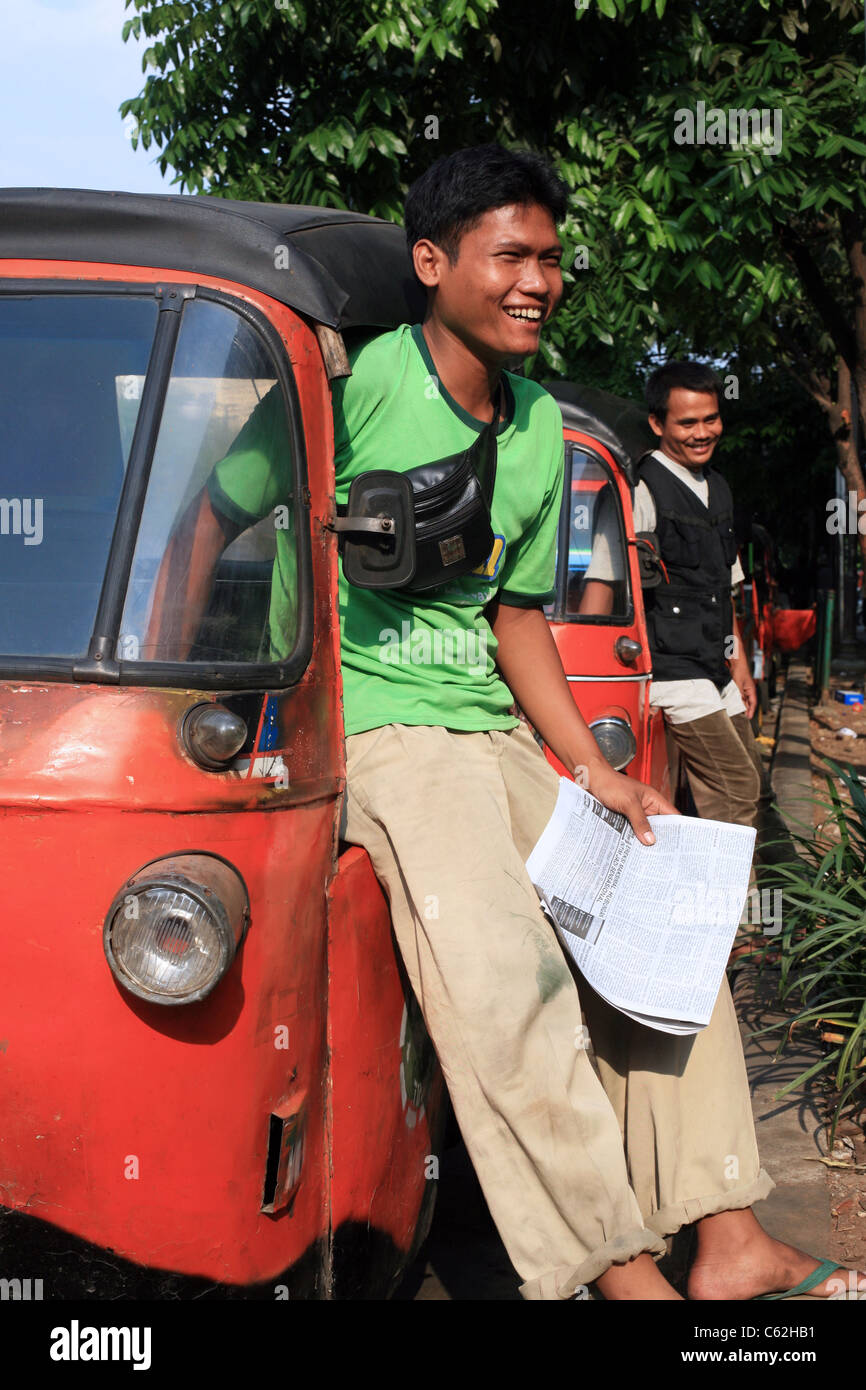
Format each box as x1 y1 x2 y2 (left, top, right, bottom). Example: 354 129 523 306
412 237 447 290
648 413 664 439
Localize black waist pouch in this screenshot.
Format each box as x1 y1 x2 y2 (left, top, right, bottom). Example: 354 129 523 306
335 391 500 593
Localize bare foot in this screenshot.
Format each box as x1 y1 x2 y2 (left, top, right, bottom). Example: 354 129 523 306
595 1252 682 1300
688 1210 866 1300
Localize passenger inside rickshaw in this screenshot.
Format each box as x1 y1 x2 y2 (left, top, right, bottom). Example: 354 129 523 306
562 451 628 618
122 300 300 668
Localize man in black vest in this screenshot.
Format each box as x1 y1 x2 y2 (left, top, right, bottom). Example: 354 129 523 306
639 361 773 841
581 360 776 841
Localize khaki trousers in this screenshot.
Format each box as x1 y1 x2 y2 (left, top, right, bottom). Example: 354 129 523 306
666 710 797 864
343 720 773 1299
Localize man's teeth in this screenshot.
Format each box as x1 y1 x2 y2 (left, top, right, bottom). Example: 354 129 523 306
504 307 542 320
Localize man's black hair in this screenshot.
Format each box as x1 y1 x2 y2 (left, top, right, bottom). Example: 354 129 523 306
404 143 569 265
645 360 721 420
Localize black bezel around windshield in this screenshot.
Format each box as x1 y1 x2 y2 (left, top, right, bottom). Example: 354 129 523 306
0 280 313 690
552 442 635 626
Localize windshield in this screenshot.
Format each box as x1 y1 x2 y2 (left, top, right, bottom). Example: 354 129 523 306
0 295 156 657
0 290 305 682
550 446 631 622
120 299 299 667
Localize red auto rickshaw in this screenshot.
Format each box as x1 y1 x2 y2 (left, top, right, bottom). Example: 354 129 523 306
735 521 817 731
0 189 446 1299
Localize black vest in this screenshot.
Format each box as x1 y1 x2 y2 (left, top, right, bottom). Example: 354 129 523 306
639 455 738 687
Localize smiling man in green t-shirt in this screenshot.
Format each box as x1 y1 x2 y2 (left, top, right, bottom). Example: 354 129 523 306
328 145 854 1305
331 319 565 735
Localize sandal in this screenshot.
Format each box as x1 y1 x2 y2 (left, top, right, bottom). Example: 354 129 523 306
752 1258 853 1300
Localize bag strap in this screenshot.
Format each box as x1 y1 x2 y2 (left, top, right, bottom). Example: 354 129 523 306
475 380 503 508
335 377 504 533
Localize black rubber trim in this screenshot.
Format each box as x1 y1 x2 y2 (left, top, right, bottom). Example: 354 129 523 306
0 278 180 298
74 288 189 683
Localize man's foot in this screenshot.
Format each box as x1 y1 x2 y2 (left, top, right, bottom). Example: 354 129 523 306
595 1252 682 1300
688 1210 866 1300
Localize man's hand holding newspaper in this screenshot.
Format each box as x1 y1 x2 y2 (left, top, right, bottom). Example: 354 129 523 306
526 779 756 1034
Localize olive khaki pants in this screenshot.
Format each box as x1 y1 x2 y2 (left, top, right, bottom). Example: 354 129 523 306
666 710 797 864
343 720 773 1300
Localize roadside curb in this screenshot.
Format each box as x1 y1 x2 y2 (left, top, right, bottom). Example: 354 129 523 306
770 658 813 837
732 963 831 1259
731 656 832 1260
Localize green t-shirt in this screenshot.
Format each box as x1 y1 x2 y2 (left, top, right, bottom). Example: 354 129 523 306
333 323 564 735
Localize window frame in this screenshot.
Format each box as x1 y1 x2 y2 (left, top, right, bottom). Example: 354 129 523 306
0 280 314 690
552 440 635 627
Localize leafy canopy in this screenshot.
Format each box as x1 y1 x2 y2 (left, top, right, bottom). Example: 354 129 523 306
121 0 864 370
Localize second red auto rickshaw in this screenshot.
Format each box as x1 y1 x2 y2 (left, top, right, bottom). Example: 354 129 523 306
540 381 673 801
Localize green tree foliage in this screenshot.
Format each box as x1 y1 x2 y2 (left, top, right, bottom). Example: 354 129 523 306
122 0 865 549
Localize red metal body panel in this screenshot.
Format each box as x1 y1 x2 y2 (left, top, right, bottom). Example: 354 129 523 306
327 849 444 1253
546 430 667 795
0 789 330 1281
0 258 444 1291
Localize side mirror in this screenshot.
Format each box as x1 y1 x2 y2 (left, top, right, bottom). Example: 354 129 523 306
335 471 416 589
634 532 664 589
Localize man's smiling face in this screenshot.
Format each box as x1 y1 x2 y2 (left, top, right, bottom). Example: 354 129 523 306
416 201 563 365
649 388 723 470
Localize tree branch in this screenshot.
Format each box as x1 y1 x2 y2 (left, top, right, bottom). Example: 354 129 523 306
775 220 858 375
776 326 833 410
841 210 866 365
782 362 833 414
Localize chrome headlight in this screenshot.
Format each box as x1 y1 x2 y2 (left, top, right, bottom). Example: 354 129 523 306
104 854 249 1005
180 702 248 771
589 716 637 772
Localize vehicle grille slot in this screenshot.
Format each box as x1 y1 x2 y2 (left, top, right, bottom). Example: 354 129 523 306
261 1100 305 1214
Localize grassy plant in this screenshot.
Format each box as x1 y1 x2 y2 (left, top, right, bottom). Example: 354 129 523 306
757 756 866 1138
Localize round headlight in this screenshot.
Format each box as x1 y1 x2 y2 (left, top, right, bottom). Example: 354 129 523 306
589 716 637 772
180 702 248 770
104 854 249 1005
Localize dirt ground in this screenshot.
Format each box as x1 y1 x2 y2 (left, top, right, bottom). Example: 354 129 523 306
804 662 866 1270
810 673 866 833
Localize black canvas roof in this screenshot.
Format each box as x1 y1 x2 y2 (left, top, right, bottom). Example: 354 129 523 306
0 188 427 331
545 379 656 486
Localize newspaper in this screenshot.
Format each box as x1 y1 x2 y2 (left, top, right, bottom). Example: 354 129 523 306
525 778 756 1034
